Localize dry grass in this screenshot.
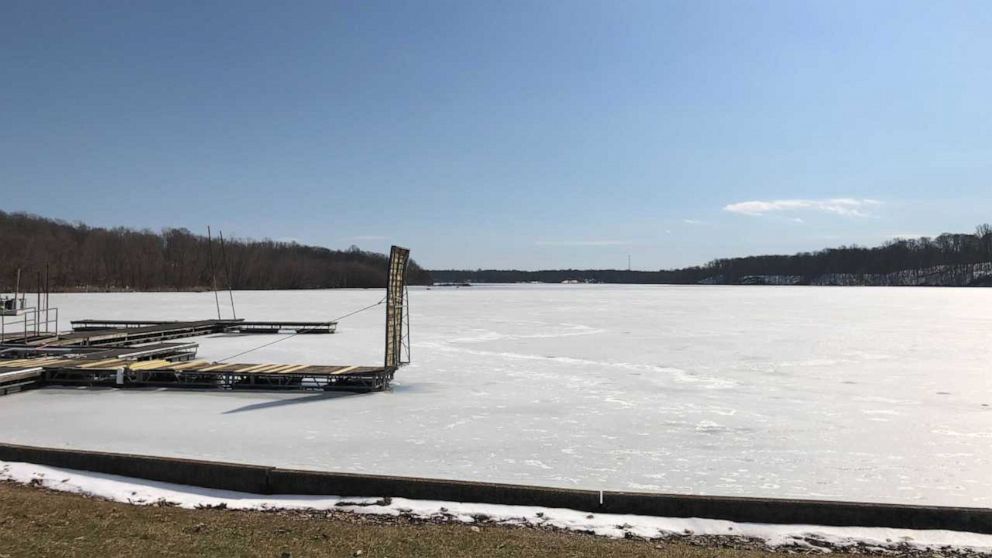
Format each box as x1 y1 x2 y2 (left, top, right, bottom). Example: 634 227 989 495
0 482 866 557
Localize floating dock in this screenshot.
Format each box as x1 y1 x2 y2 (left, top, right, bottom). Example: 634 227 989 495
1 318 337 347
0 356 391 392
70 319 337 334
0 341 199 362
0 245 411 396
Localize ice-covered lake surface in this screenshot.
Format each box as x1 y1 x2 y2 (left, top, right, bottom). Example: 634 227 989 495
1 285 991 507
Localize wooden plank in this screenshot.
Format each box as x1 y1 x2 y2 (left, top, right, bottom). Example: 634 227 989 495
195 363 232 372
2 358 60 368
0 359 28 367
169 360 210 370
0 367 43 383
238 363 273 373
79 359 126 369
128 360 174 371
253 364 289 373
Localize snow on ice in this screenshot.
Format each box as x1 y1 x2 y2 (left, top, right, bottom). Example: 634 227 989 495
0 285 990 507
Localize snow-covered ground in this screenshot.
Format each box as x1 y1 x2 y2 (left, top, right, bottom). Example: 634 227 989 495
5 460 992 554
1 285 991 507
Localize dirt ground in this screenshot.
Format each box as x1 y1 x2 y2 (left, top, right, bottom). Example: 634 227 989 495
0 481 883 558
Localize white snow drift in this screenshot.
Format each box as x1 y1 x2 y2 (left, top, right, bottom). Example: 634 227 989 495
3 460 991 554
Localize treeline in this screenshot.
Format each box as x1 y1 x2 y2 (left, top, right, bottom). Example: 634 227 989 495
432 225 992 286
431 268 705 284
703 226 992 284
0 211 431 291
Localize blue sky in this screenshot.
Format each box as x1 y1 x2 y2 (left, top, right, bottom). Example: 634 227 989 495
2 1 990 270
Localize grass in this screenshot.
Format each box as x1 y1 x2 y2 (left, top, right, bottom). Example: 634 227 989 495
0 482 868 558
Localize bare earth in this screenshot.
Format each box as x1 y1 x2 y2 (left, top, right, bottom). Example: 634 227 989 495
0 482 874 558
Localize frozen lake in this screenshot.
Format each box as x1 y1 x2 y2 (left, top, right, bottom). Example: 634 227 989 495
1 285 991 507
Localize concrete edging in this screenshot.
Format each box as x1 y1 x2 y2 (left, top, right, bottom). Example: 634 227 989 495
1 442 989 534
0 442 269 494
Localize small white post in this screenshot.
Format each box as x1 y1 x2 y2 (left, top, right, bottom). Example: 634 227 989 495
116 367 125 385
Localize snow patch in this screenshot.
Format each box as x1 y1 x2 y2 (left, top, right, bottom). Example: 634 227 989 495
2 460 991 554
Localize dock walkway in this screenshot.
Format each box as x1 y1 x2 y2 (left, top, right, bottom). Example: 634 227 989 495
2 318 337 348
0 356 390 392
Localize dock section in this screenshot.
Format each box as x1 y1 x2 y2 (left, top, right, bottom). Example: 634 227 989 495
1 318 337 347
0 244 409 395
70 319 337 334
0 356 389 392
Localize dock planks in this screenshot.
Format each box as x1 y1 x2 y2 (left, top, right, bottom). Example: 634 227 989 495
0 355 390 392
70 319 337 335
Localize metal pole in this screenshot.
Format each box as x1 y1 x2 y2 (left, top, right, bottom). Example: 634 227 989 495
36 271 41 335
403 285 411 364
207 226 222 320
218 230 237 320
44 263 50 333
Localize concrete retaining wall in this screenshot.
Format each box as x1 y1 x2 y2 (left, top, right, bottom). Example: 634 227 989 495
0 442 269 494
2 442 990 534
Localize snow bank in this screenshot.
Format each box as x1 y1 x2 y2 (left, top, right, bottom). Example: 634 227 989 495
3 460 991 554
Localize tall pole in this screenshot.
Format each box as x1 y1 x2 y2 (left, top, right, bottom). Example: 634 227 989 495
36 271 41 335
44 263 50 333
206 226 222 320
219 230 237 320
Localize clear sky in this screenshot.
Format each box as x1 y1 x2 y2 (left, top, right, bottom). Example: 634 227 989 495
2 1 990 270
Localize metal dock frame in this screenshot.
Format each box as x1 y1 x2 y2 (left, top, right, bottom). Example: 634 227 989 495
383 246 411 388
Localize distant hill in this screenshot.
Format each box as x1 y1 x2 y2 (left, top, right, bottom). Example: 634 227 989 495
432 225 992 287
0 211 431 291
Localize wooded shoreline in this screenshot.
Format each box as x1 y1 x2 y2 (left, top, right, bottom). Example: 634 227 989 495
0 211 432 291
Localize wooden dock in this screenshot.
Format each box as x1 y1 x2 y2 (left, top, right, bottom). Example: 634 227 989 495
70 319 337 334
1 318 337 348
68 319 240 331
0 244 410 396
0 318 366 394
232 321 337 334
0 356 391 392
1 319 229 347
0 366 42 396
0 341 198 362
0 319 367 395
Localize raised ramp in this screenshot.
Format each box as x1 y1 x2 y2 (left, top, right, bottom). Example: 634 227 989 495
384 246 411 370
